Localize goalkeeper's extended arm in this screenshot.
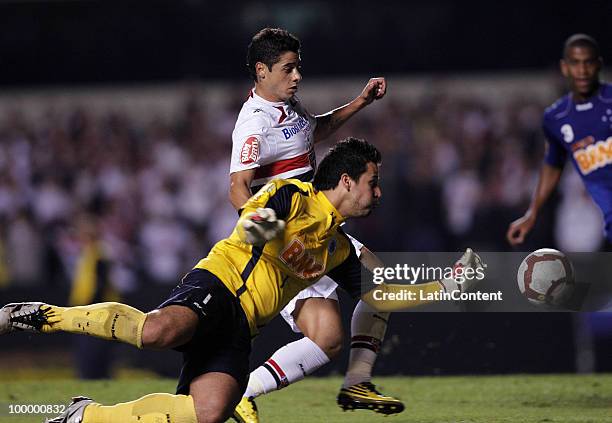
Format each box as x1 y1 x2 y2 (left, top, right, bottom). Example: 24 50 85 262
360 280 447 312
361 249 485 312
237 207 286 246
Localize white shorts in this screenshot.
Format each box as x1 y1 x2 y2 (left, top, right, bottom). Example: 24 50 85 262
280 233 363 333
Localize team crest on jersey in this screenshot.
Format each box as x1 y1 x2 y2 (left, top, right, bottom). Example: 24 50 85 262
328 238 337 256
241 136 260 164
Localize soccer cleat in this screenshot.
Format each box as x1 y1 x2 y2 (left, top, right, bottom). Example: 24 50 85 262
232 396 259 423
337 382 405 415
0 302 53 334
44 396 93 423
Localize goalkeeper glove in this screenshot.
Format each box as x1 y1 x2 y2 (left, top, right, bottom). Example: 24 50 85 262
440 248 486 293
238 208 286 246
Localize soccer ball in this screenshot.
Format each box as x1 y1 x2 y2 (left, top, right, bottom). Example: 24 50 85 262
517 248 575 307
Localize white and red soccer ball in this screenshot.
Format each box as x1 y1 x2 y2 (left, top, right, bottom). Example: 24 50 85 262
517 248 575 307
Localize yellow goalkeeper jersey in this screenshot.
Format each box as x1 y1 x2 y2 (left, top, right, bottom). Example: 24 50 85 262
194 179 362 335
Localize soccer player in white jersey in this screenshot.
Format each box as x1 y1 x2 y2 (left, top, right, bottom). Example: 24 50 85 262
229 28 402 422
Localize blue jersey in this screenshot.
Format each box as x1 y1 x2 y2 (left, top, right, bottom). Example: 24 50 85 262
542 82 612 241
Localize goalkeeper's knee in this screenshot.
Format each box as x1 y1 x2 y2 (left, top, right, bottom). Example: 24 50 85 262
141 306 198 350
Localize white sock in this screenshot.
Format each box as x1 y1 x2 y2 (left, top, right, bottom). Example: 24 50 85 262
343 301 389 388
244 337 329 398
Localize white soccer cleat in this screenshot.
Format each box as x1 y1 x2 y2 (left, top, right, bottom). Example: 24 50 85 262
0 302 51 334
44 396 93 423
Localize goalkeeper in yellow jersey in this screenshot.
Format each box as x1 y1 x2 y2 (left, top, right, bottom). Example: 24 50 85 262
0 138 484 423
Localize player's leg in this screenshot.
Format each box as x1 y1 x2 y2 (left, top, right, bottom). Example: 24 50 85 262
0 272 203 350
343 237 393 387
343 300 389 387
49 373 237 423
337 301 405 415
0 269 225 350
0 301 148 348
141 305 198 349
45 393 198 423
240 296 340 395
190 372 243 423
234 280 339 423
293 295 344 357
243 281 339 399
48 268 251 423
336 237 404 414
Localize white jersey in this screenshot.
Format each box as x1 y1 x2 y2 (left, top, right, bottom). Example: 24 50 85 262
230 89 317 188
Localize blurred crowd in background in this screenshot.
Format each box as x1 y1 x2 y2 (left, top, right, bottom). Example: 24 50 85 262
0 79 605 295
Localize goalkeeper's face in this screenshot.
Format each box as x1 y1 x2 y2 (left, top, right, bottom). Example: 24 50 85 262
347 162 381 218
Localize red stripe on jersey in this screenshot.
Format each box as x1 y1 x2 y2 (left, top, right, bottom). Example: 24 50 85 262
254 151 312 179
275 106 288 123
267 359 287 379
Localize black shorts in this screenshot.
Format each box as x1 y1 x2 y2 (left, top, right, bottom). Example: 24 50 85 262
157 268 251 395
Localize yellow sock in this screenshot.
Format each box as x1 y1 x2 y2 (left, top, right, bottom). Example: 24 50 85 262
83 393 197 423
41 302 146 348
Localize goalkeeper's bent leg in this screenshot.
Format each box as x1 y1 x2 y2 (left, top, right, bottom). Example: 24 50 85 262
343 300 389 388
42 302 146 348
83 393 197 423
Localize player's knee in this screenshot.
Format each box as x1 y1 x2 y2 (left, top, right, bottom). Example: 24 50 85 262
310 329 343 359
142 307 197 349
141 312 172 348
323 336 343 359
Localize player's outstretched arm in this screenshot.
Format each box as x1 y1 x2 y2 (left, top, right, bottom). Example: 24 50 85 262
361 249 486 312
357 245 384 272
506 163 562 246
313 77 386 143
229 169 257 211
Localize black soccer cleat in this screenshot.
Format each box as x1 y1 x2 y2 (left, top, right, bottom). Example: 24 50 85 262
337 382 405 415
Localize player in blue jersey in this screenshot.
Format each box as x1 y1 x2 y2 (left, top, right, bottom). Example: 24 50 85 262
507 34 612 249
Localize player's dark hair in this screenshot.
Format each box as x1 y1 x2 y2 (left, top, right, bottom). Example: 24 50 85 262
314 137 382 190
563 34 600 58
247 28 301 82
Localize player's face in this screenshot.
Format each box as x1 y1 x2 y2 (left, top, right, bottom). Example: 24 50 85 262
348 162 382 217
257 51 302 102
561 46 602 100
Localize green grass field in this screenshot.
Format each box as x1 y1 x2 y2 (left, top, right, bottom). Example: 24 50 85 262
1 375 611 422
